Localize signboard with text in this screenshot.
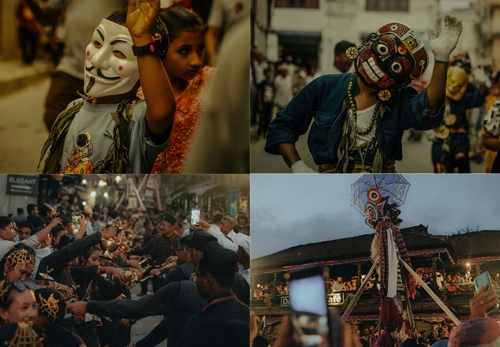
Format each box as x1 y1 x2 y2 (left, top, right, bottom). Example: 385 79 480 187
6 175 38 196
280 293 344 307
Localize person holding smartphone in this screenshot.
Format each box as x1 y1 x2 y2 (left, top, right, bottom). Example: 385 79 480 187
447 285 500 346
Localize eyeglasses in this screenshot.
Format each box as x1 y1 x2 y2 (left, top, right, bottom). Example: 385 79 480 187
176 248 188 252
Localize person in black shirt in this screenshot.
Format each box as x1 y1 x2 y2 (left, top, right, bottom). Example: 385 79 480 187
177 242 249 347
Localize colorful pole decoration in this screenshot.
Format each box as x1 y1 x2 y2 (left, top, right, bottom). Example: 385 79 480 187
350 174 459 346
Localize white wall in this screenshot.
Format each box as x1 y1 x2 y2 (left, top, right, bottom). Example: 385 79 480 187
272 0 442 76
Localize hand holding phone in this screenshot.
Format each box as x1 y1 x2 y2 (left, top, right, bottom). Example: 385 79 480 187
473 271 499 315
289 266 331 347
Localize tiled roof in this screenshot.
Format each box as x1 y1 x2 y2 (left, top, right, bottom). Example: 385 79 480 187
253 224 451 271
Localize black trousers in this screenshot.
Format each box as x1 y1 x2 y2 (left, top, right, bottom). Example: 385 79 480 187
18 27 39 64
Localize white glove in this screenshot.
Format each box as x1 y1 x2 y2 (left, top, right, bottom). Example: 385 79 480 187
428 14 462 61
290 160 317 173
424 129 437 142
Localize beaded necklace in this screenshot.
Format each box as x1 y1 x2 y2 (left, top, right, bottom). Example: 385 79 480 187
347 79 381 135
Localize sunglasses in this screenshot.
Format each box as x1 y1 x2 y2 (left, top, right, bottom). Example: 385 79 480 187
10 280 36 292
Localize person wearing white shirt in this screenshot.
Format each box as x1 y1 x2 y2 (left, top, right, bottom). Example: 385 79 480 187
0 217 61 259
274 65 293 111
220 215 236 241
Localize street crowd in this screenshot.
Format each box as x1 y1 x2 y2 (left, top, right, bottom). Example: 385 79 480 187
0 200 251 346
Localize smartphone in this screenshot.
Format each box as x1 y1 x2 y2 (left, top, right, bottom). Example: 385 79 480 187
191 208 200 225
289 266 331 347
475 271 499 313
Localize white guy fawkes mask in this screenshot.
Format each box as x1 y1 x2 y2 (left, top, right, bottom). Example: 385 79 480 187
83 18 139 98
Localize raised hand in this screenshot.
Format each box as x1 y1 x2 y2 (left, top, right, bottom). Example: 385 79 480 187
428 14 462 61
470 285 499 318
126 0 160 46
49 218 62 228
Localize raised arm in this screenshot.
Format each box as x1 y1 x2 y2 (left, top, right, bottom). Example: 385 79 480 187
67 280 180 317
20 218 61 248
426 14 462 115
127 0 175 135
37 232 102 277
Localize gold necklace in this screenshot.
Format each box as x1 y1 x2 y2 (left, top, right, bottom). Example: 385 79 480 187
347 80 381 135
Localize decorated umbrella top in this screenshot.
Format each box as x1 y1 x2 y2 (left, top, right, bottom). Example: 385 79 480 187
351 174 410 216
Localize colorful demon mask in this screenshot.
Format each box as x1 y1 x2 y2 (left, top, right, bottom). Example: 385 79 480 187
83 19 139 98
352 22 428 98
446 65 469 101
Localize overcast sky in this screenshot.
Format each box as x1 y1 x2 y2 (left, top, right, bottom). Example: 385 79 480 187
251 174 500 259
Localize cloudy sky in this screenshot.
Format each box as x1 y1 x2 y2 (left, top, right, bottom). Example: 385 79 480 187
251 174 500 259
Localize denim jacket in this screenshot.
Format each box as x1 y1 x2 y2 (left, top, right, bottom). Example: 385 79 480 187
265 73 445 165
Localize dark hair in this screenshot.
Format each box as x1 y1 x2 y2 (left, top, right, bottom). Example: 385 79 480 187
334 40 356 55
198 267 234 288
57 234 76 250
39 204 52 217
237 215 248 223
16 208 23 214
27 204 37 214
107 8 169 60
180 235 192 249
80 246 102 265
26 214 45 228
0 244 35 280
158 6 205 42
450 57 471 74
212 214 223 224
16 222 34 232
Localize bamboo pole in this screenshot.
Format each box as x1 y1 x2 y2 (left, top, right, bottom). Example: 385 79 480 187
341 257 379 323
399 257 461 326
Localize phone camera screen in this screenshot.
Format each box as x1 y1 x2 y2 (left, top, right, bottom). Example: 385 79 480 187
191 209 200 225
289 275 329 347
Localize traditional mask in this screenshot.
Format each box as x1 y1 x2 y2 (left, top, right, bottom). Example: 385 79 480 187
353 22 428 98
83 19 139 98
446 66 468 101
